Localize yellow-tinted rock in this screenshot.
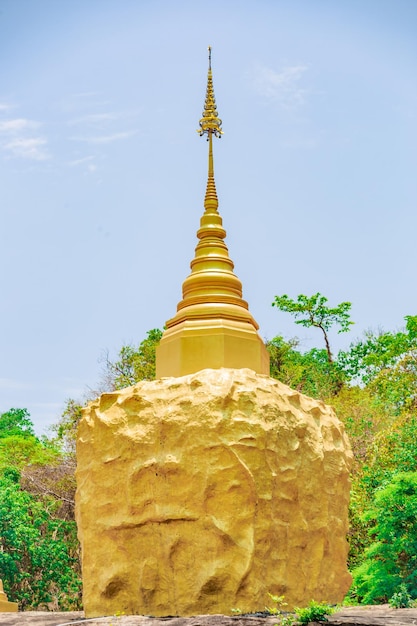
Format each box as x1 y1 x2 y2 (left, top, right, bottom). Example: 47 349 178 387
76 369 352 618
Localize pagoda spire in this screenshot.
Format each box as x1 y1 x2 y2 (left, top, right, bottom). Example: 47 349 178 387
198 46 222 216
155 48 269 378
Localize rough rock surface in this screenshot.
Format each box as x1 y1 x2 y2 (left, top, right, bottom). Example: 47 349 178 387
4 607 417 626
76 368 352 618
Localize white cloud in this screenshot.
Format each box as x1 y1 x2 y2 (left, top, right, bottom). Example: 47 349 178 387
249 63 309 108
0 118 39 133
69 155 95 166
0 114 50 161
68 112 119 126
72 130 137 144
3 137 50 161
68 154 98 173
0 102 14 112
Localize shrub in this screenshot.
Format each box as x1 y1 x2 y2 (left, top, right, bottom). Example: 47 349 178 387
389 584 413 608
295 600 334 623
351 472 417 604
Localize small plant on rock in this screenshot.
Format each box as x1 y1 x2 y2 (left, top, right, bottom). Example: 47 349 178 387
295 600 334 624
265 592 288 614
389 584 413 608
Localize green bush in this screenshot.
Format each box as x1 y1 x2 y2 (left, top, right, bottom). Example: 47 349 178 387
0 469 81 609
295 600 334 623
389 584 413 608
351 472 417 604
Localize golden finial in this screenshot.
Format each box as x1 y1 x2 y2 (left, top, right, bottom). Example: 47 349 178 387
197 46 223 138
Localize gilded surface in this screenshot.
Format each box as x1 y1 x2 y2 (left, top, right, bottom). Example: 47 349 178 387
156 49 269 377
197 46 223 138
76 368 352 617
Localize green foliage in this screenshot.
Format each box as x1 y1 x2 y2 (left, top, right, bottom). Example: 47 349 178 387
295 600 334 623
351 472 417 604
329 386 391 467
0 434 59 472
267 336 346 399
0 469 81 609
389 584 414 608
346 410 417 572
3 466 20 483
105 328 163 389
367 354 417 415
338 316 417 384
265 592 288 614
0 408 35 439
337 317 417 415
358 413 417 499
272 293 353 362
51 399 83 454
0 408 73 519
279 617 296 626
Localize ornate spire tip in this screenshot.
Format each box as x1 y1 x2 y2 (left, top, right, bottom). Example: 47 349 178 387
197 46 223 139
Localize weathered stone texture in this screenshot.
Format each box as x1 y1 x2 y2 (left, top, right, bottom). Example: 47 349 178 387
76 368 352 618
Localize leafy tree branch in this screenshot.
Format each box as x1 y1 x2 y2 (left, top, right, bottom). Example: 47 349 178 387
272 292 353 363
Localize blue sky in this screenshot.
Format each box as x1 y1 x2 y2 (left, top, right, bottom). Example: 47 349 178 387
1 0 416 434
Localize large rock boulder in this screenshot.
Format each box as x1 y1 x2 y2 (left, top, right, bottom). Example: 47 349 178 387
76 368 352 618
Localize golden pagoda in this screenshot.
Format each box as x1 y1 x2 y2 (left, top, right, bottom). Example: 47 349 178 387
156 48 269 378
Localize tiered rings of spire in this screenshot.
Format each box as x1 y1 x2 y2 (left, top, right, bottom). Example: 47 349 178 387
155 48 269 378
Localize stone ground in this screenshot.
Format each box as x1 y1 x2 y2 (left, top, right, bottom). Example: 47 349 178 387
2 607 417 626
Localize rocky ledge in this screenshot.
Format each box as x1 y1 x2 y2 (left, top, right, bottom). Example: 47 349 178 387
2 607 417 626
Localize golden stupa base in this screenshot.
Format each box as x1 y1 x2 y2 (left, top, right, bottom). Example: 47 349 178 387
0 581 18 612
156 318 270 378
0 600 18 612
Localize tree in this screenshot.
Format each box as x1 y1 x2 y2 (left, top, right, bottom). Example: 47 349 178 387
51 399 83 455
330 385 392 469
351 472 417 603
0 434 59 472
338 316 417 414
0 468 81 609
358 412 417 499
102 328 163 389
21 457 77 521
272 293 353 363
0 408 35 439
0 409 61 484
0 408 77 521
338 316 417 384
347 407 417 574
266 336 346 398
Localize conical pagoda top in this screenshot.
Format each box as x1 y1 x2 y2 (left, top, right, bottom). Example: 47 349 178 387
155 48 269 378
